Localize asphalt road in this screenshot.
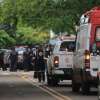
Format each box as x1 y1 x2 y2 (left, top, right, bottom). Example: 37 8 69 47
0 71 98 100
0 71 55 100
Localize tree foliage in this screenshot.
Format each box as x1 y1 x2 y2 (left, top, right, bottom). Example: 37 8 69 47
0 30 16 48
0 0 100 47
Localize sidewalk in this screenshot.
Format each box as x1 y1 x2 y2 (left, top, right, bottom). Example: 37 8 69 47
0 69 47 85
0 69 34 76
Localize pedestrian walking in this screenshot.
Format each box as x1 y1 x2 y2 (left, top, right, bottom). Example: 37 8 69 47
34 49 46 83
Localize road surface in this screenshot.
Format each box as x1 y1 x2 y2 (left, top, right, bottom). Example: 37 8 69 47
0 71 97 100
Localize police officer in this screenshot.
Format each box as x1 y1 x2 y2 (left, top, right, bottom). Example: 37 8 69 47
35 49 46 82
10 47 18 71
23 48 30 71
28 48 34 71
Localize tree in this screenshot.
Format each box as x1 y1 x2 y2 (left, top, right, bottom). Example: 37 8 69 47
0 30 16 48
0 0 18 37
16 26 49 45
0 0 100 47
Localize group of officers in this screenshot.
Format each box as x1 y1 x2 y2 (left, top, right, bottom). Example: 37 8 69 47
0 45 52 83
33 45 52 82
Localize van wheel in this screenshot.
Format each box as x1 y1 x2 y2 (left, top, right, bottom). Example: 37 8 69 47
81 82 90 95
47 75 52 86
98 84 100 100
72 79 80 92
47 75 58 86
52 78 59 86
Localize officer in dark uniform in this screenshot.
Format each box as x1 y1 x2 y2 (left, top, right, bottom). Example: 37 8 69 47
28 48 34 71
35 49 46 82
23 48 30 71
10 47 18 71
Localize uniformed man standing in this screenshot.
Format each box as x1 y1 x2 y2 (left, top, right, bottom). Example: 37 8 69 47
34 48 46 82
10 47 18 71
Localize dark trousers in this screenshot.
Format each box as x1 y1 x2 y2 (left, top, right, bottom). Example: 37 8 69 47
0 64 7 71
37 71 45 82
24 60 29 71
10 62 17 71
2 65 7 71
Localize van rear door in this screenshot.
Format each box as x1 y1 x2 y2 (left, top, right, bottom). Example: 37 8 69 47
58 41 75 69
90 27 100 77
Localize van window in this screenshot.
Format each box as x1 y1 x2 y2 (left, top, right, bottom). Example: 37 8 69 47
96 27 100 41
60 41 75 52
76 24 90 51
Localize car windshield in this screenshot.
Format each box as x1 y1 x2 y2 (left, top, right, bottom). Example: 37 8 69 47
60 41 75 52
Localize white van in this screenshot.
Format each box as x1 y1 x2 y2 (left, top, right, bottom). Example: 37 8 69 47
47 35 75 86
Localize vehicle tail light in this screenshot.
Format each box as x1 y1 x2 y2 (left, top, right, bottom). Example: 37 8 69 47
84 50 90 69
54 56 59 67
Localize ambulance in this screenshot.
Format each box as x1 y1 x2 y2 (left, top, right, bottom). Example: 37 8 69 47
72 7 100 94
47 35 75 86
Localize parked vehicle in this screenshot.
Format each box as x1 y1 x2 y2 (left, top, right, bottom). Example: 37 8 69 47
3 49 11 68
15 46 27 69
0 49 11 69
72 7 100 94
47 35 75 86
0 49 5 69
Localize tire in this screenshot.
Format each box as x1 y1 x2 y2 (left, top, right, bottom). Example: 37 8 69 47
47 75 52 86
81 82 90 95
72 79 80 92
98 84 100 100
52 78 59 86
47 74 58 86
